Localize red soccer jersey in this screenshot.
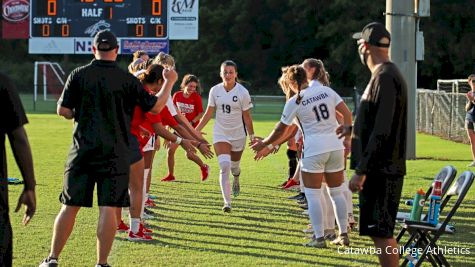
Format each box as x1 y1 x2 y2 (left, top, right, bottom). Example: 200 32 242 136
173 91 203 127
160 106 178 127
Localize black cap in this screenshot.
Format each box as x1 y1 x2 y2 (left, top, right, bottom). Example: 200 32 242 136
93 30 118 51
352 22 391 48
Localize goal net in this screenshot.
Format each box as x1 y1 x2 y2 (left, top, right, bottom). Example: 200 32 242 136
34 61 66 102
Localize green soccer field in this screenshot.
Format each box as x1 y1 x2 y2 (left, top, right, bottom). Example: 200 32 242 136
5 113 475 266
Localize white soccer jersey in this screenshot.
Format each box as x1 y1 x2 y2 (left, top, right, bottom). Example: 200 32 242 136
281 84 344 157
208 82 253 140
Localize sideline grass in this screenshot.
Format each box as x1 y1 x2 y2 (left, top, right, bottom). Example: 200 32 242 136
6 114 475 266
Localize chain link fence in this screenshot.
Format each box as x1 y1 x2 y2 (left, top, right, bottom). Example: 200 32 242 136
417 79 471 143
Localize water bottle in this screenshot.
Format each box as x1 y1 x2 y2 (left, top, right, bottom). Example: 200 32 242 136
427 180 442 225
409 188 425 221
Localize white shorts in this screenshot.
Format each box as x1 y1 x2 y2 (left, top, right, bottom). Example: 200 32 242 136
213 134 246 152
142 135 156 152
300 149 344 173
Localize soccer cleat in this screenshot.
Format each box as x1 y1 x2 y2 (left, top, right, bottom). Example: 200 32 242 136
148 194 158 200
468 161 475 167
324 230 337 241
282 179 299 190
201 164 210 181
145 198 156 207
288 193 305 200
232 176 240 197
128 230 153 241
117 220 129 232
140 223 153 234
143 208 154 220
280 180 289 188
297 198 307 205
222 204 232 213
330 234 350 247
299 203 308 210
161 174 176 182
304 237 327 248
39 257 59 267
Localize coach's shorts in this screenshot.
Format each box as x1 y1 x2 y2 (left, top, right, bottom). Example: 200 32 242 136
130 135 143 164
60 167 130 208
213 135 246 152
465 120 475 130
358 173 404 238
142 135 156 152
300 149 345 173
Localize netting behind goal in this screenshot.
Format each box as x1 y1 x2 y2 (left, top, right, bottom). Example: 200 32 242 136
437 79 470 94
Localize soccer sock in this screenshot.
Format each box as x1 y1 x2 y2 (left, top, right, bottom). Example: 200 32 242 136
218 154 231 205
140 168 150 219
304 187 324 239
286 149 298 179
321 183 336 231
342 175 354 214
329 184 349 235
129 216 141 234
231 160 241 178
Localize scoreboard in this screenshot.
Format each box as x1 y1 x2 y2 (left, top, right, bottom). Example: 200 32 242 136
30 0 167 38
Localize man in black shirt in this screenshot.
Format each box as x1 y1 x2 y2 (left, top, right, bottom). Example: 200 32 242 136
346 22 407 267
0 73 37 267
40 30 177 267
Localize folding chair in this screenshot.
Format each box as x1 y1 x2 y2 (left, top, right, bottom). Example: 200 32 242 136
396 165 457 225
399 170 474 267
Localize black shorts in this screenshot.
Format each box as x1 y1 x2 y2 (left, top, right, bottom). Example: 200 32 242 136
0 214 12 267
60 167 130 207
129 134 143 164
358 173 404 238
465 120 475 130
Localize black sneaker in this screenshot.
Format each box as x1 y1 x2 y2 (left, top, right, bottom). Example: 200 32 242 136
299 203 308 210
39 257 59 267
222 204 232 213
288 193 305 201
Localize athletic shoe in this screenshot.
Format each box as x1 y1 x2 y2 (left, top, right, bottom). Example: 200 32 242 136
140 223 153 234
117 220 129 232
232 177 240 197
95 264 111 267
128 230 153 241
280 180 289 187
201 164 210 181
161 174 176 182
330 234 350 247
297 198 307 205
143 210 154 220
39 257 59 267
288 193 305 200
299 203 308 210
145 198 156 207
148 194 158 200
304 237 327 248
468 161 475 167
282 179 299 190
324 230 337 241
222 204 232 213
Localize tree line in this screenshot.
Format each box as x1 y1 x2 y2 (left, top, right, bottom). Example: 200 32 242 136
0 0 473 96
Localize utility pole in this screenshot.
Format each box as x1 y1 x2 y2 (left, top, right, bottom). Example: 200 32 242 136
386 0 417 159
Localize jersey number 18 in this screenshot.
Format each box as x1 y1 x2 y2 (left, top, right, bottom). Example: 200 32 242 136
313 104 329 122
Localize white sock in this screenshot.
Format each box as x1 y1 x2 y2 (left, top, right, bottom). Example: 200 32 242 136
342 178 353 214
329 184 348 235
129 216 141 234
218 154 231 205
304 187 324 239
231 161 240 178
322 183 335 230
141 168 150 219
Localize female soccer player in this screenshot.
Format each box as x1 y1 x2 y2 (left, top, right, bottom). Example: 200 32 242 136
196 60 255 212
252 65 352 247
162 74 209 182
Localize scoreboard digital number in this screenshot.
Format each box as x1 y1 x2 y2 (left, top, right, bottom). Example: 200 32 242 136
30 0 167 38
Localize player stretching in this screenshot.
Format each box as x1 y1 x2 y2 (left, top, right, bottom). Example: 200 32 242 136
196 60 255 212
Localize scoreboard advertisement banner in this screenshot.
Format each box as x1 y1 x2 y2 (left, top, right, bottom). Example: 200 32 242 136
29 0 169 54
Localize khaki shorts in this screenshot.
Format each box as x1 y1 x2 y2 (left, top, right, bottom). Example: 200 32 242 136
300 149 344 173
213 135 246 152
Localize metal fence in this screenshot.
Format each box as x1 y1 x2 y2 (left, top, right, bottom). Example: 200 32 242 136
417 89 468 143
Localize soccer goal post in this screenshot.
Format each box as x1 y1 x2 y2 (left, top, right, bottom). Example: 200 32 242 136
33 61 66 102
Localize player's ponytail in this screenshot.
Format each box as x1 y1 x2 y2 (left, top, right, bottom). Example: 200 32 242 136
279 65 307 105
138 64 164 85
302 58 330 86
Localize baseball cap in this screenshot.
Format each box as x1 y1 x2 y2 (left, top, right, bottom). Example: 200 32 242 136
352 22 391 47
93 30 118 51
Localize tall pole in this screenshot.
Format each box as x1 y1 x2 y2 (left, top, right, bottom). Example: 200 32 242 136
386 0 417 159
